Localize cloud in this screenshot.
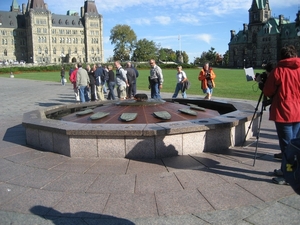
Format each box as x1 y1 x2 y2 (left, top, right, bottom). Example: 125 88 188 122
178 14 199 24
154 16 171 25
195 34 213 44
128 18 151 26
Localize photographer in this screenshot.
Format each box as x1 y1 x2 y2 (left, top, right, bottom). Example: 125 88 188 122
263 45 300 185
198 62 216 100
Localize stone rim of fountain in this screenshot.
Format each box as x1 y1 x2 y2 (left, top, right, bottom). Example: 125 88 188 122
22 98 258 159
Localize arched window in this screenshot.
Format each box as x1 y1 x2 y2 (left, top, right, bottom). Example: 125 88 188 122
53 47 56 54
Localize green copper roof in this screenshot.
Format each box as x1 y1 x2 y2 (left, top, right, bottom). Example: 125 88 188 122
256 0 267 9
12 0 19 10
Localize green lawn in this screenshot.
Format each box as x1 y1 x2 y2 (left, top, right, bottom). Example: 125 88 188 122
0 67 264 101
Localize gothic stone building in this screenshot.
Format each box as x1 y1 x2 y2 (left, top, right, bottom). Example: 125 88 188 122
0 0 103 64
228 0 300 68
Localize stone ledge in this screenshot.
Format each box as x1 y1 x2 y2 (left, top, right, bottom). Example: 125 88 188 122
22 99 258 159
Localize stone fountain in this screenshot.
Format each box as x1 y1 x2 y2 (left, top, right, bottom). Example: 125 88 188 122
22 94 258 159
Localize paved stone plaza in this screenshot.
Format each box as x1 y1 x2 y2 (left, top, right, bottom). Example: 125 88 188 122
1 77 300 224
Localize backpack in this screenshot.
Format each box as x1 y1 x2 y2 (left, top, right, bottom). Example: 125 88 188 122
101 70 109 83
282 138 300 194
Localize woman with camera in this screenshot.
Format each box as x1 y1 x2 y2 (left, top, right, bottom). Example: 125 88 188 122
198 62 216 100
263 45 300 186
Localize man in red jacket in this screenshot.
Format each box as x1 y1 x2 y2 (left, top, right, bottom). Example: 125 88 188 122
263 45 300 185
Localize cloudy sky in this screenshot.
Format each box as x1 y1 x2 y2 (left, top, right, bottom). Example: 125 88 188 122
0 0 299 62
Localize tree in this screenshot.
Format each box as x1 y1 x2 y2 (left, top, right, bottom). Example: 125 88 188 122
223 50 229 66
110 24 137 61
132 39 158 62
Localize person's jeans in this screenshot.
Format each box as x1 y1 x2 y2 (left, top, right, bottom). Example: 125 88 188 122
172 83 186 98
79 86 90 102
61 76 65 85
275 122 300 153
150 82 161 99
107 81 115 100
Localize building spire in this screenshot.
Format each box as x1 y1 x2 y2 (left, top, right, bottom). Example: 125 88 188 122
11 0 20 12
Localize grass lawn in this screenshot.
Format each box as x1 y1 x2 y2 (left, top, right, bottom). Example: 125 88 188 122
0 67 265 101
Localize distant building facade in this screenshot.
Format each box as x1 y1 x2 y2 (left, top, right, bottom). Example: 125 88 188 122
0 0 103 64
228 0 300 68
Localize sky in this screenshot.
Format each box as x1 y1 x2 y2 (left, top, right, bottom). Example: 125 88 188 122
0 0 299 62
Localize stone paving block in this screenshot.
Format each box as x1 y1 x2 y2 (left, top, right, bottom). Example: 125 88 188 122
0 183 30 205
0 145 33 158
126 159 168 174
236 179 295 202
103 193 157 219
50 158 98 173
245 202 300 225
42 172 98 192
279 194 300 210
4 149 45 164
7 168 65 189
25 152 69 170
98 137 126 158
130 215 208 225
85 158 129 174
155 189 213 216
0 163 36 182
86 174 135 194
46 192 109 218
0 188 64 215
162 155 206 172
0 211 54 225
194 204 260 225
135 172 183 194
182 131 206 155
70 136 98 158
174 170 226 190
156 134 182 158
84 217 136 225
125 136 155 159
198 182 264 210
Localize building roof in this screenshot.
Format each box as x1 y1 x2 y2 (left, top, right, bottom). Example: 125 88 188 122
0 11 25 29
51 14 84 28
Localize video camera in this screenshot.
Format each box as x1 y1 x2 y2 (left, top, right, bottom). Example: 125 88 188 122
254 62 274 90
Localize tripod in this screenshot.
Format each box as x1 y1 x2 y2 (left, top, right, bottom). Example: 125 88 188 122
242 91 269 166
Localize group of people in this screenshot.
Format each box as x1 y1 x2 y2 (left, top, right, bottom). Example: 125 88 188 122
63 59 217 103
67 61 139 103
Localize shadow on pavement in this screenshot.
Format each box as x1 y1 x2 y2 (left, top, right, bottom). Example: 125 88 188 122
30 205 135 225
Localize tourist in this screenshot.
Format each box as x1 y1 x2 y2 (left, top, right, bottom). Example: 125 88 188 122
60 67 65 86
172 65 188 98
125 62 136 99
131 63 139 96
198 62 216 100
263 45 300 185
114 61 128 100
69 64 80 102
149 59 164 99
94 63 105 101
107 65 116 100
76 63 90 103
86 64 96 101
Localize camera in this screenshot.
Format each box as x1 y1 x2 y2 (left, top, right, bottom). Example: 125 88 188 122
255 62 274 90
255 72 268 84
